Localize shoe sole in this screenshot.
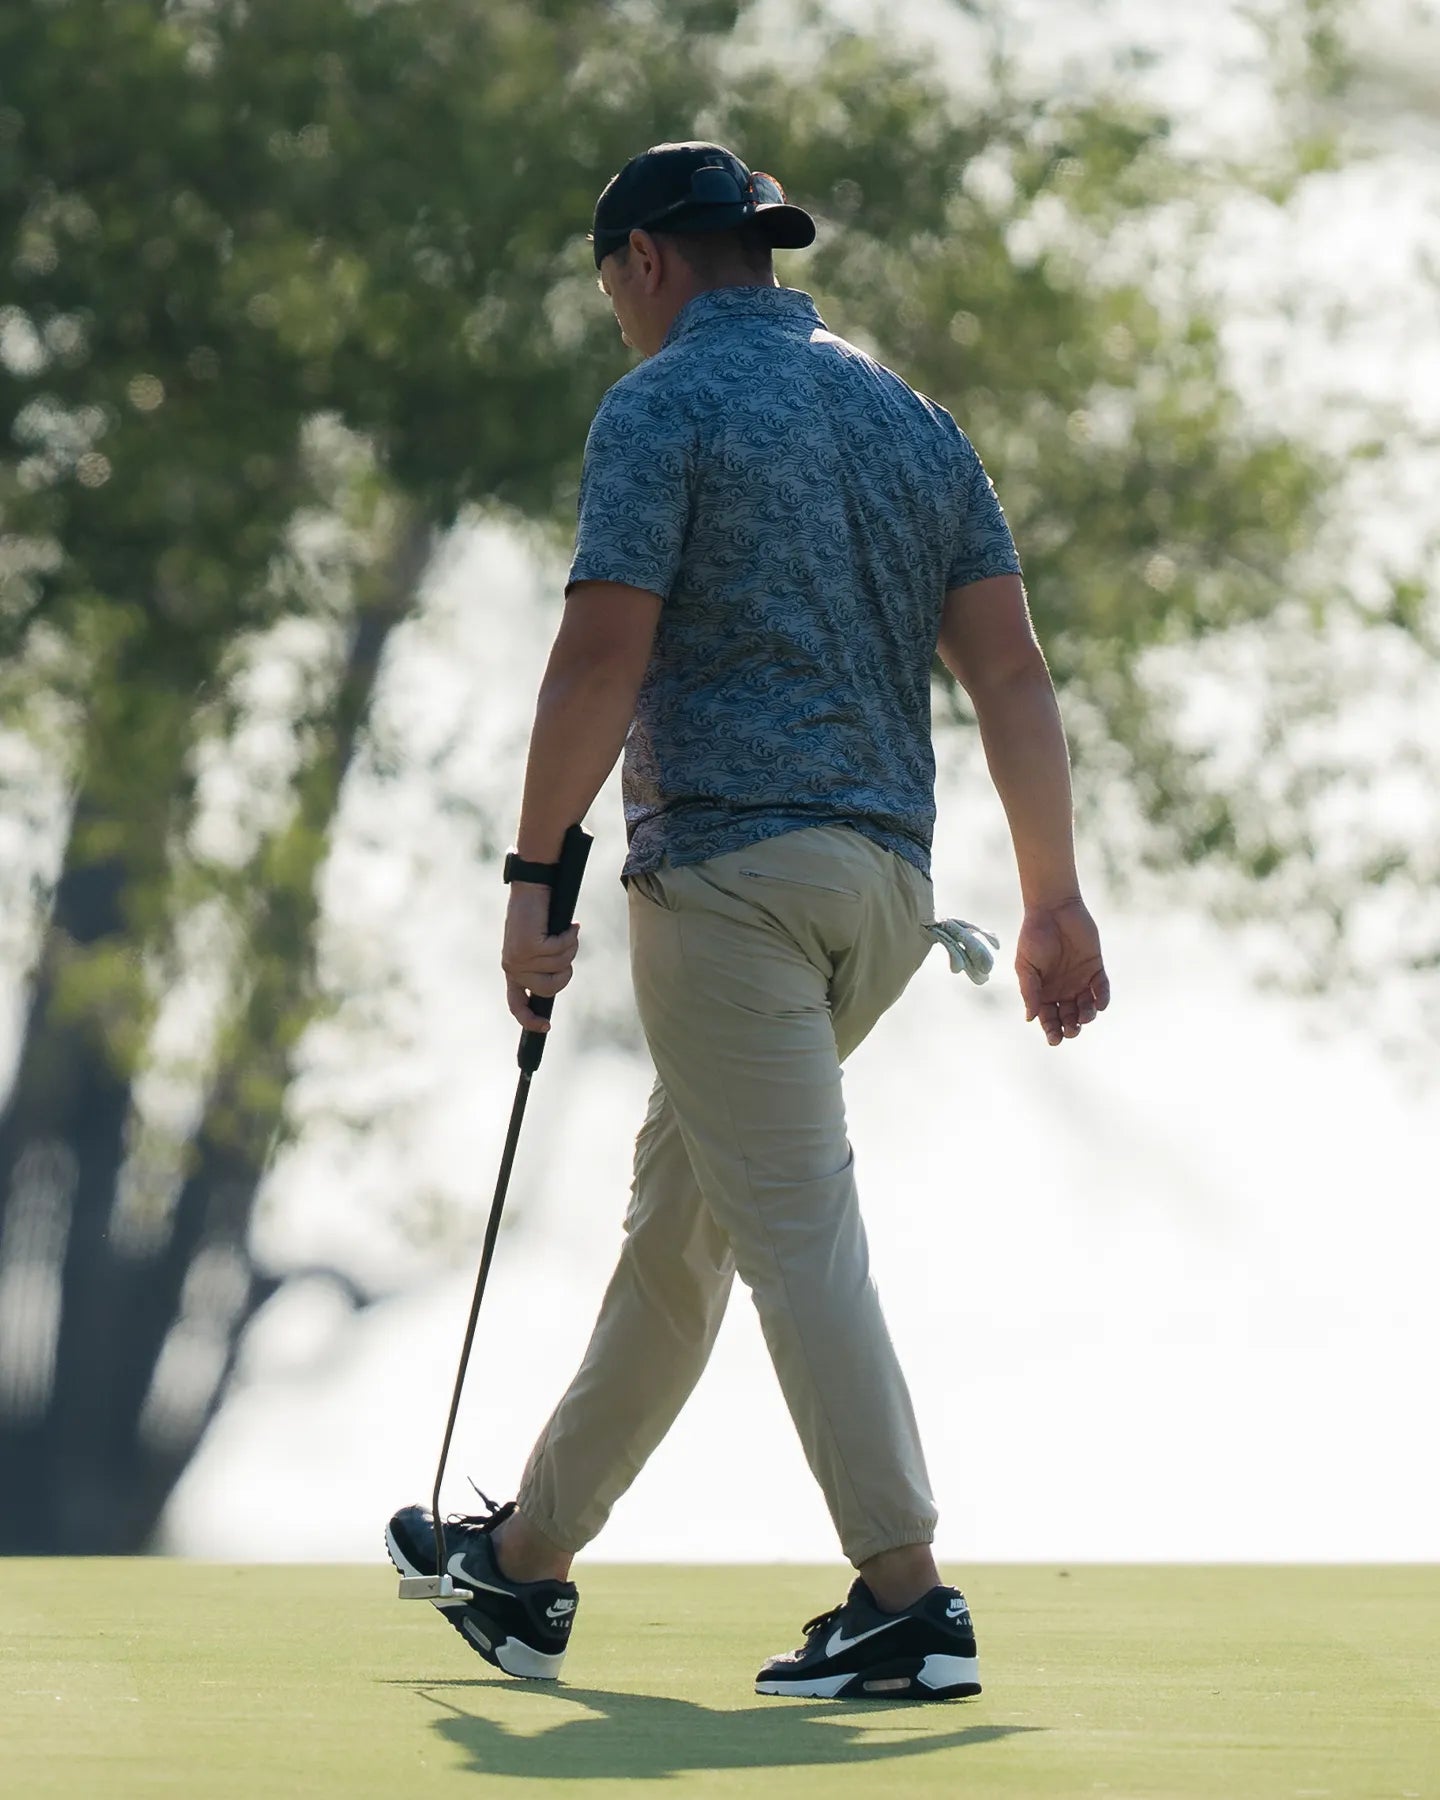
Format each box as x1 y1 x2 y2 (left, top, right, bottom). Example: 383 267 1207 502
756 1652 981 1701
383 1525 566 1681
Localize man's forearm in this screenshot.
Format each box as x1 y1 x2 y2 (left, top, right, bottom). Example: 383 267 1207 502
515 664 638 864
970 665 1081 909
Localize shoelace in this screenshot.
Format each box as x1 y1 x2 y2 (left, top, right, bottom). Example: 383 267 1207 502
444 1481 514 1535
801 1601 845 1638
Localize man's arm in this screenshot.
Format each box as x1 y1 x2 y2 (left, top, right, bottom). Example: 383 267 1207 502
514 580 662 862
502 580 660 1034
937 573 1110 1045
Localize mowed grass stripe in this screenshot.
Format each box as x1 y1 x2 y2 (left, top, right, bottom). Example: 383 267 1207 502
1 1562 1435 1798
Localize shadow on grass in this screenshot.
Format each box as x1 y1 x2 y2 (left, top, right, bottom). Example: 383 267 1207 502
384 1679 1041 1782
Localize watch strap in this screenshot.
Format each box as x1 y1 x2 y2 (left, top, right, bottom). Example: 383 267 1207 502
504 851 560 887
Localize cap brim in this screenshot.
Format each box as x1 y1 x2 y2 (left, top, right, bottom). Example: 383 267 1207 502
592 199 817 266
642 200 817 250
752 202 817 249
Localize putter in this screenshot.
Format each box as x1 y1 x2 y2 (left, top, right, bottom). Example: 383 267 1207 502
397 821 594 1606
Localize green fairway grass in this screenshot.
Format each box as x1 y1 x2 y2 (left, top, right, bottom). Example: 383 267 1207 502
1 1561 1435 1798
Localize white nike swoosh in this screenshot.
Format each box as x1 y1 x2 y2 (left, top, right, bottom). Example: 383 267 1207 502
825 1618 902 1658
447 1552 512 1598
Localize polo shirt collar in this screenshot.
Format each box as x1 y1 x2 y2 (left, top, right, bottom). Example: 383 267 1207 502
662 285 823 349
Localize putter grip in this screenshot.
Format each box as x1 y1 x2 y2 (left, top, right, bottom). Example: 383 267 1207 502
518 822 594 1074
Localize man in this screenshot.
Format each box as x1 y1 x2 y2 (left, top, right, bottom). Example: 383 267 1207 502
388 142 1109 1700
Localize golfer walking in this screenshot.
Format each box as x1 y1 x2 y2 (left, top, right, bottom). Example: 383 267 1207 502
387 141 1109 1699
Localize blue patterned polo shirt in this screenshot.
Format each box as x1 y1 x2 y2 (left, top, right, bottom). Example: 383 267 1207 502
566 285 1022 886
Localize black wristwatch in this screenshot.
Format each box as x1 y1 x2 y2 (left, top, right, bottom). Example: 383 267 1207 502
503 850 560 888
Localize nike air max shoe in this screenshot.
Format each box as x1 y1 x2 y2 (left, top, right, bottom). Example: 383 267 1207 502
756 1578 981 1700
385 1495 578 1680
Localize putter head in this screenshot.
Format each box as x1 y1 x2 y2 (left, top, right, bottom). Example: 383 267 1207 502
397 1573 473 1606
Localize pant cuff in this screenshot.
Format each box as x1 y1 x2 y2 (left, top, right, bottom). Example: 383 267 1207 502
512 1489 588 1558
845 1519 938 1567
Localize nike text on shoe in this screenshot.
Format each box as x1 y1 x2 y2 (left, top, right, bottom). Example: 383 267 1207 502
756 1578 981 1701
385 1496 578 1681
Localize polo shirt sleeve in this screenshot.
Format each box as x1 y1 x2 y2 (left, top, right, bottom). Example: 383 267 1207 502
565 384 694 601
946 431 1023 590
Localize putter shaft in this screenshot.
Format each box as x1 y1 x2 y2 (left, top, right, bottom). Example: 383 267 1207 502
420 822 593 1588
428 1067 533 1578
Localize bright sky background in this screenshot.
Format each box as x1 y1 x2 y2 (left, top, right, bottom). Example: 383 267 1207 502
14 0 1438 1565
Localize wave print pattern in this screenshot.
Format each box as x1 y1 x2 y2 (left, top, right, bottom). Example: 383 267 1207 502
566 287 1022 885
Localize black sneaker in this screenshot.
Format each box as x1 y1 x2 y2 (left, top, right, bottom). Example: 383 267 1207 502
385 1495 578 1681
756 1578 981 1701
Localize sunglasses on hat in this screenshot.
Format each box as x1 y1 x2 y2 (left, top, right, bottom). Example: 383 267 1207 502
632 164 789 229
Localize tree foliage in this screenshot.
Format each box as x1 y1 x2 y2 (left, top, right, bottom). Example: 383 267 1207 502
0 0 1423 1549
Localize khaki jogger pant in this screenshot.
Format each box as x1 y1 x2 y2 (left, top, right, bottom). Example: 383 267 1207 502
516 824 940 1566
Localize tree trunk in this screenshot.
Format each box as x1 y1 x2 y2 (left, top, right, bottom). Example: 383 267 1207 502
0 513 432 1553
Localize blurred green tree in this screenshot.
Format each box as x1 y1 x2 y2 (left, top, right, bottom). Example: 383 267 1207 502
0 0 1412 1550
0 0 758 1552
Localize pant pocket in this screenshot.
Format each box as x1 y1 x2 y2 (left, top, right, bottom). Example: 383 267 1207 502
629 870 676 911
734 869 861 901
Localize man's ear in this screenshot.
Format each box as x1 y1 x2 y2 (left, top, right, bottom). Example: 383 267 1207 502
630 228 664 293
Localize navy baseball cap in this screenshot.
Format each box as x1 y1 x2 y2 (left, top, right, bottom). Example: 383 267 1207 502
591 141 816 269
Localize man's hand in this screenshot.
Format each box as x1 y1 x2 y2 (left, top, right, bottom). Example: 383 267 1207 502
502 884 581 1034
1015 897 1110 1047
